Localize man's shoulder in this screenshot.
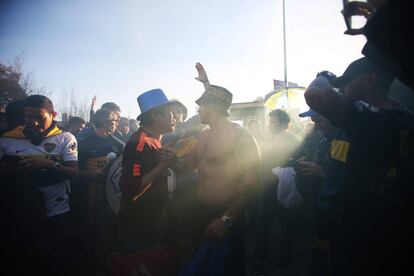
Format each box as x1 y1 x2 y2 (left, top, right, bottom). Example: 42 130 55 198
222 122 249 137
283 131 299 142
57 131 76 143
227 121 243 130
197 128 210 140
76 127 95 141
124 128 160 153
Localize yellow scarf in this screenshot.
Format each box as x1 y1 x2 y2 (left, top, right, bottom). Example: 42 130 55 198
2 124 62 139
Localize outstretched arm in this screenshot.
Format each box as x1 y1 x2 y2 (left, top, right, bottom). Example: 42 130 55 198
195 62 211 90
89 95 97 124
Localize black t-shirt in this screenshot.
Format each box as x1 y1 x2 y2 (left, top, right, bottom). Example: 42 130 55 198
119 128 169 239
318 100 414 238
78 129 123 171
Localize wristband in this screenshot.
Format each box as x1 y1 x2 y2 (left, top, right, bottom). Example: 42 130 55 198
51 162 62 170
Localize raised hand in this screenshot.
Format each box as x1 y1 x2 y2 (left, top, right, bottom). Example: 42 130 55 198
204 217 227 240
91 95 97 111
19 156 54 170
157 147 177 166
195 62 211 90
295 160 323 177
342 1 374 35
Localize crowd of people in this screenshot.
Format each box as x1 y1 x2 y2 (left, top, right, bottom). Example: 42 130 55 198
1 1 414 275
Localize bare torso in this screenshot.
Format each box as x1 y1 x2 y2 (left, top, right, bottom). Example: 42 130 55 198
196 122 245 206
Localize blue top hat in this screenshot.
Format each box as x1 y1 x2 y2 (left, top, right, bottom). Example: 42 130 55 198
137 88 172 120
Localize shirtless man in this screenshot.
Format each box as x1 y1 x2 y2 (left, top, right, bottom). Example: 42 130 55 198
160 63 261 274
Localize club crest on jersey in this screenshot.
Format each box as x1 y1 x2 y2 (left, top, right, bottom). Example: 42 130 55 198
70 142 77 152
44 143 57 153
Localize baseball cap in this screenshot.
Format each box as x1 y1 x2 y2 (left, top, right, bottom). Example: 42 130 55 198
331 57 395 88
195 85 233 109
299 109 319 117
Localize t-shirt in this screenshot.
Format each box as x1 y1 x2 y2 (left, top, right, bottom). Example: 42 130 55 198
0 125 78 217
78 129 123 171
119 128 169 238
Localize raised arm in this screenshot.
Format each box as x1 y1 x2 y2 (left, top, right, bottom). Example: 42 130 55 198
304 76 352 127
195 62 211 90
89 95 97 124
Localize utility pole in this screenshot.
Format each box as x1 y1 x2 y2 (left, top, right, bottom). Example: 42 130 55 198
282 0 288 107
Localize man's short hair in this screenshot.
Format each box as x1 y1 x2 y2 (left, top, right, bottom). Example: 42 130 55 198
101 102 121 113
94 108 117 128
67 116 85 127
25 95 54 113
269 109 291 126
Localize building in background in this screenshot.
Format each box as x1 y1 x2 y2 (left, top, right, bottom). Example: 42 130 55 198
229 100 269 128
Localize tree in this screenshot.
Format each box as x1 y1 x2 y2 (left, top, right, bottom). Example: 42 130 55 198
0 56 52 109
13 55 52 97
0 61 26 104
56 87 90 123
1 55 89 123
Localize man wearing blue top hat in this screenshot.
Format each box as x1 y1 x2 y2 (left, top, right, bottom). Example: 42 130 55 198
117 88 179 273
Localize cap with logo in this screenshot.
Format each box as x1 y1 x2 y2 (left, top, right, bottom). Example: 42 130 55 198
195 85 233 109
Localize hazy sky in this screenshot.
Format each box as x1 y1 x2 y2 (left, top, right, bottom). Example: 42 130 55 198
0 0 366 118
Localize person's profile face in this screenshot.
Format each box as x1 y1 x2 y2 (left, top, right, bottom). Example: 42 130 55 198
24 107 54 133
129 120 139 132
160 107 175 133
268 116 282 135
121 123 129 135
172 106 184 124
117 120 129 135
70 123 85 135
311 115 332 136
79 123 86 133
248 121 261 134
198 104 210 124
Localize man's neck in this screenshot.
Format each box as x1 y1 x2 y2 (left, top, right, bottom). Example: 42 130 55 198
271 128 284 137
208 115 228 130
94 127 109 138
142 126 162 139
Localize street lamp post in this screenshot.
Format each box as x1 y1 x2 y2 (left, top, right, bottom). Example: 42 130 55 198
282 0 288 107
